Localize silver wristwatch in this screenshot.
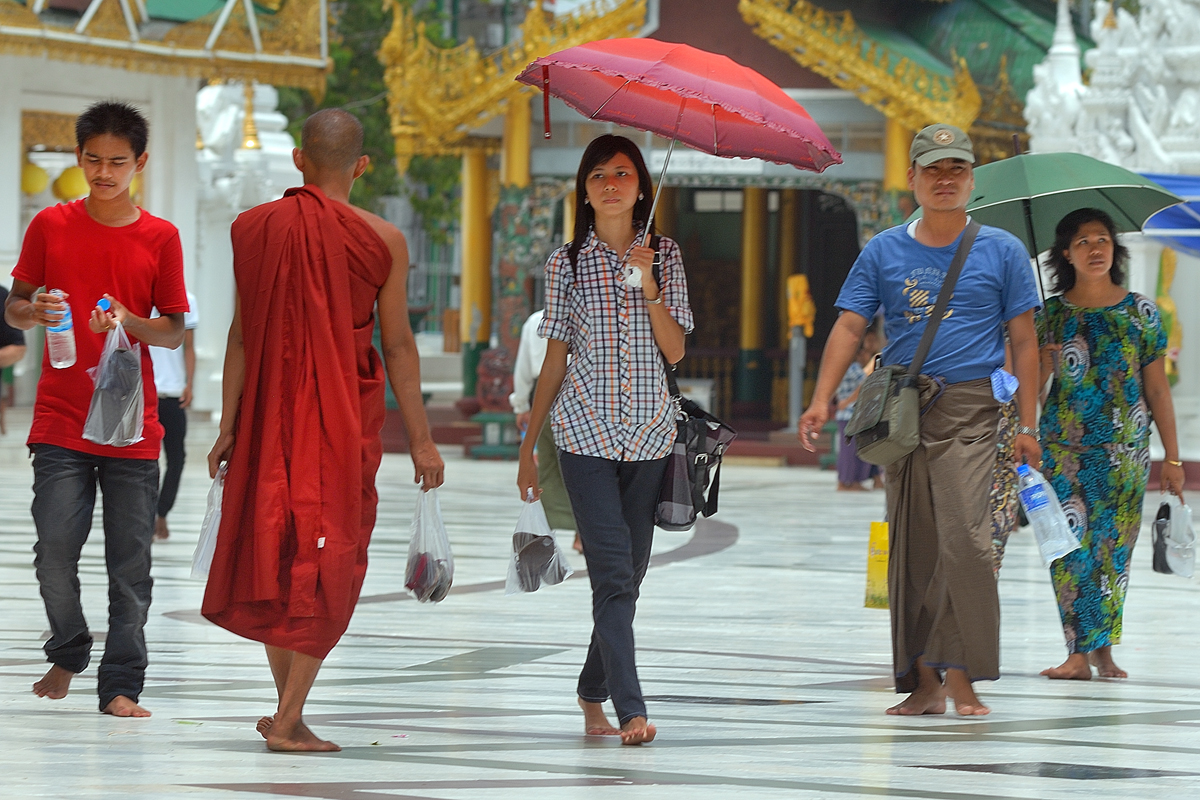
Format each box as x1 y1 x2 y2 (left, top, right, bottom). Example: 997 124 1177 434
1017 425 1038 438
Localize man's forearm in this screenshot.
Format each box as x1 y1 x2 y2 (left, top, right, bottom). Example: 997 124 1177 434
810 314 868 407
123 314 184 348
384 341 435 447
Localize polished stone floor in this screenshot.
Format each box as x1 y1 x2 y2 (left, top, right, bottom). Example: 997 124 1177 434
1 410 1199 799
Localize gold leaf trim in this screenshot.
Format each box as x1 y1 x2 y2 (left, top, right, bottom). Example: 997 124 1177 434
381 0 647 171
738 0 980 132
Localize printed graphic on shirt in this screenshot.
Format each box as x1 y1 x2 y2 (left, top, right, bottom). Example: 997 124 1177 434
902 266 953 324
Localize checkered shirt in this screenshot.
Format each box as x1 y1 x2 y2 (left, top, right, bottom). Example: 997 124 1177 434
539 227 694 461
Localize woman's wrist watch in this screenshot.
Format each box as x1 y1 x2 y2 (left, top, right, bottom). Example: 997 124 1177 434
646 294 662 305
1017 425 1038 438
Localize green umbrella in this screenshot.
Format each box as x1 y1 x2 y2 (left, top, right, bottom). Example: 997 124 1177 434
967 152 1180 258
910 152 1181 296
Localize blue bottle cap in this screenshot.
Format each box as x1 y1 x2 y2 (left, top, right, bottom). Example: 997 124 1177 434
97 298 111 312
1017 463 1031 477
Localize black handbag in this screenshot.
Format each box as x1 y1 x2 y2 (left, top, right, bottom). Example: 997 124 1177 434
641 234 737 531
844 220 979 466
655 366 738 531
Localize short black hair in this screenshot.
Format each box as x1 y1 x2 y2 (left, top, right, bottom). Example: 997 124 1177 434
75 101 149 157
1044 207 1128 294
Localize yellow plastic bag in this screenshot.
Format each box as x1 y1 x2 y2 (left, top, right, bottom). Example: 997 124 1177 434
865 521 889 609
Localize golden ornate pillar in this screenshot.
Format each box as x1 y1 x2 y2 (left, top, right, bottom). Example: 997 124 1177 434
460 146 492 395
562 191 576 244
884 118 914 192
501 96 531 189
737 187 769 412
654 186 677 240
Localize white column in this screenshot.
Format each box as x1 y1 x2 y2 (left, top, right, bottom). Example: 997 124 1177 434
1168 251 1200 461
0 56 22 273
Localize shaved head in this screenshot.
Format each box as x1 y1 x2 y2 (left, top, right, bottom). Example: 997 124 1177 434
300 109 364 172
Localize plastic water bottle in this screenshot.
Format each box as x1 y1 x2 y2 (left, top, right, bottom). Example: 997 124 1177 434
1017 464 1081 565
46 289 76 369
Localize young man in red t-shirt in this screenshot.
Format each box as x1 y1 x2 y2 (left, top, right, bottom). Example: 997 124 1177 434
4 102 188 718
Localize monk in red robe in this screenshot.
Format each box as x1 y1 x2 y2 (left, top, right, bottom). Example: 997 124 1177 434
204 109 444 752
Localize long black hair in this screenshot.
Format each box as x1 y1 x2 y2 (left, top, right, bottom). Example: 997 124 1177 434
567 134 655 269
1044 207 1129 294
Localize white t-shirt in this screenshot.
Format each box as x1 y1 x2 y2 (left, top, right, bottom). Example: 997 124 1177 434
149 290 198 397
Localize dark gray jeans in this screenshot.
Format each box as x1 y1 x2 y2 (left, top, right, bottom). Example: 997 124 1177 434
31 444 157 711
557 451 667 725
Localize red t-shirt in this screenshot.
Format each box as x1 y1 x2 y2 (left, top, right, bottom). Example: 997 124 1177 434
12 200 188 459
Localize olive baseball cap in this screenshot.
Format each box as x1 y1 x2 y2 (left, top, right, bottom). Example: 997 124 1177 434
910 124 975 166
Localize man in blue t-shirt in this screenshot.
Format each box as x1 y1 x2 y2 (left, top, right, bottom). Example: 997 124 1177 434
800 124 1041 718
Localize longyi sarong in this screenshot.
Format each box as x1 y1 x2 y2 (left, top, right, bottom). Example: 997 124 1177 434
885 377 1001 693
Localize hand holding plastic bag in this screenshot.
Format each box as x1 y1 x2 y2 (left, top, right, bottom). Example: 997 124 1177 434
505 491 574 595
191 464 227 579
405 487 453 602
82 321 143 447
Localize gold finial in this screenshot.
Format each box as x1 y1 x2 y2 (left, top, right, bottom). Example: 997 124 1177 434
1104 1 1118 29
241 82 261 150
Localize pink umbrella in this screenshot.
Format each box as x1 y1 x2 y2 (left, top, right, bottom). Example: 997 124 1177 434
516 37 842 242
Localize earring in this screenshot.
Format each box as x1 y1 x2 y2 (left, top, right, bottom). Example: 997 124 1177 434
584 198 589 204
638 192 644 200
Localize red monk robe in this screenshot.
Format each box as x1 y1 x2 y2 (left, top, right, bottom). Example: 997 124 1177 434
202 186 391 659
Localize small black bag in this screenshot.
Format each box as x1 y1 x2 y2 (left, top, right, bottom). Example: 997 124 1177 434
655 379 737 531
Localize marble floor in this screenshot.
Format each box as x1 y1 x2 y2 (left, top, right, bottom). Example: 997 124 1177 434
1 410 1199 799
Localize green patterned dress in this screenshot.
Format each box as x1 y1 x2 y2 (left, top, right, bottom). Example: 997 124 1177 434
1036 293 1167 654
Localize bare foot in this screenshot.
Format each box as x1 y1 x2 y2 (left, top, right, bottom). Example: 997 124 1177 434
573 533 583 554
1041 653 1092 681
837 482 867 491
32 665 74 699
578 697 619 735
154 515 169 541
1088 648 1128 679
103 696 151 717
619 716 656 745
266 718 340 752
256 715 275 739
944 669 990 716
885 687 946 716
872 476 885 490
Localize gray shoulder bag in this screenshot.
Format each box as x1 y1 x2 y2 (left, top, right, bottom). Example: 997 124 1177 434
843 220 980 466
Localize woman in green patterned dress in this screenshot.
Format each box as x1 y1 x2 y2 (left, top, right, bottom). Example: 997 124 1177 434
1036 208 1186 680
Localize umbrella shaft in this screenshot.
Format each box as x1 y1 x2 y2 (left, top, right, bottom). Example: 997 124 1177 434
643 138 676 247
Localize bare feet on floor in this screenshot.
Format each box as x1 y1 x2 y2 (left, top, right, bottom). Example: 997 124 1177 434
103 696 151 717
1088 648 1128 679
154 515 169 541
578 697 620 736
32 665 74 699
265 718 340 752
573 533 583 554
837 482 867 492
619 716 657 745
944 670 990 716
256 715 275 739
1041 653 1093 681
885 687 946 716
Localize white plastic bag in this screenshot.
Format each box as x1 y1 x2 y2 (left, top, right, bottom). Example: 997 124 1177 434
404 487 453 602
82 321 144 447
191 464 226 579
1152 494 1195 579
505 493 574 595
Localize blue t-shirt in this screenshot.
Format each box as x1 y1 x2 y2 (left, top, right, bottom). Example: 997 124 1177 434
836 222 1040 384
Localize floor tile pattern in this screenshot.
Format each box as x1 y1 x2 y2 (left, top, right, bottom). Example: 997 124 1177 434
1 411 1199 798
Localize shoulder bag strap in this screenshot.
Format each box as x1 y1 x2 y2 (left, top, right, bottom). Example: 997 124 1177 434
649 234 683 399
908 219 980 377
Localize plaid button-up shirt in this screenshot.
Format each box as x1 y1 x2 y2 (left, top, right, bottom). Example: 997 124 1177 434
539 227 694 461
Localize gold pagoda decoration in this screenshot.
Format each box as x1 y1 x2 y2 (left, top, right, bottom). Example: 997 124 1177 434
738 0 981 132
380 0 647 172
0 0 330 95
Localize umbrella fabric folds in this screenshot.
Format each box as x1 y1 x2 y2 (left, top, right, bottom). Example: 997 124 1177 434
516 38 841 173
965 153 1180 257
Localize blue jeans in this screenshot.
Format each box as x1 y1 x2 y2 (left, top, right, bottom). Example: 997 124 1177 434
557 451 667 725
31 444 157 710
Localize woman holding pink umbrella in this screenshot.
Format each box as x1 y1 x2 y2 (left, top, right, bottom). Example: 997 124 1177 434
517 134 692 745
